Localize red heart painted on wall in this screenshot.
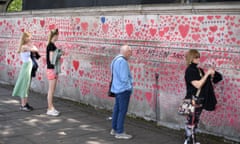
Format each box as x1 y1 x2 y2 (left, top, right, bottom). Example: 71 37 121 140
135 32 140 37
207 16 214 20
79 70 84 76
72 60 79 71
159 30 165 37
198 16 204 22
209 25 218 33
231 38 236 42
230 16 235 21
224 16 230 20
75 18 81 23
179 24 189 38
102 24 109 33
237 40 240 45
81 22 88 32
193 27 200 32
228 31 233 35
150 19 154 24
40 20 45 27
7 59 10 64
145 92 152 105
164 27 169 33
220 27 224 31
230 22 235 26
192 34 200 41
49 24 56 30
166 36 170 40
126 23 133 37
33 19 36 24
215 16 221 19
150 28 157 36
208 37 214 43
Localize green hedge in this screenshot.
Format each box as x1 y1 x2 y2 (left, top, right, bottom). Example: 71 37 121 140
7 0 22 12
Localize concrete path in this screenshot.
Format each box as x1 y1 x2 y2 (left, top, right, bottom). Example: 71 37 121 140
0 84 235 144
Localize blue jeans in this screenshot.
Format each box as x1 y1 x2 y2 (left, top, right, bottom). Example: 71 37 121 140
112 90 131 134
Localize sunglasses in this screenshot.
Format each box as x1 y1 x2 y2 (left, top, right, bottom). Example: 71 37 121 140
195 56 200 59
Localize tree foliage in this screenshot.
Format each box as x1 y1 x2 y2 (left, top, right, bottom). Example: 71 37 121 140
7 0 22 12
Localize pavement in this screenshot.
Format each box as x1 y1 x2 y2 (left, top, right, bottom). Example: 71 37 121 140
0 84 237 144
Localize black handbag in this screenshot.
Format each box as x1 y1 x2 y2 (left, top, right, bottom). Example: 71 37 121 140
108 78 115 97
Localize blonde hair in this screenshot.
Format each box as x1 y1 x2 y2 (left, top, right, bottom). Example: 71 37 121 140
185 49 200 66
17 32 31 53
48 29 59 44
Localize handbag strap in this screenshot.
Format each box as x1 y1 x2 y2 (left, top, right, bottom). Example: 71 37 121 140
195 68 203 97
110 56 125 86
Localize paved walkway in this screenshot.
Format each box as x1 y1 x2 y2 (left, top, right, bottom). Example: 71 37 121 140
0 84 235 144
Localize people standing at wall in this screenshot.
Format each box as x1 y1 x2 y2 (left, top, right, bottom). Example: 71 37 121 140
110 45 133 140
12 32 39 111
184 49 222 144
46 28 63 116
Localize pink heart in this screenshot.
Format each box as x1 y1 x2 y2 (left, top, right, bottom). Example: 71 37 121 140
40 20 45 27
72 60 79 71
208 37 214 43
150 28 157 36
49 24 56 30
178 24 190 38
75 18 81 23
192 34 200 41
81 22 88 32
207 16 214 20
126 24 133 37
198 16 204 22
209 25 218 33
102 24 109 33
159 31 165 37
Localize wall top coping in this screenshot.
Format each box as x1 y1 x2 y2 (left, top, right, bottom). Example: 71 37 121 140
0 2 240 17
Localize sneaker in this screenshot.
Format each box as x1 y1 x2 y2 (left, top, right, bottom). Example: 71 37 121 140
53 109 60 114
20 105 31 112
26 103 34 111
115 133 132 140
184 138 200 144
110 129 116 135
46 109 60 116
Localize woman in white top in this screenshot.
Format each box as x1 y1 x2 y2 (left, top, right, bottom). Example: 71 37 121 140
12 32 38 111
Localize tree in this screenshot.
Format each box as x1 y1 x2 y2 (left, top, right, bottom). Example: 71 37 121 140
7 0 22 12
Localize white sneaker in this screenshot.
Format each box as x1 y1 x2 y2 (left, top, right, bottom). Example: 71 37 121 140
115 133 132 139
46 109 60 116
110 129 116 135
184 139 200 144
